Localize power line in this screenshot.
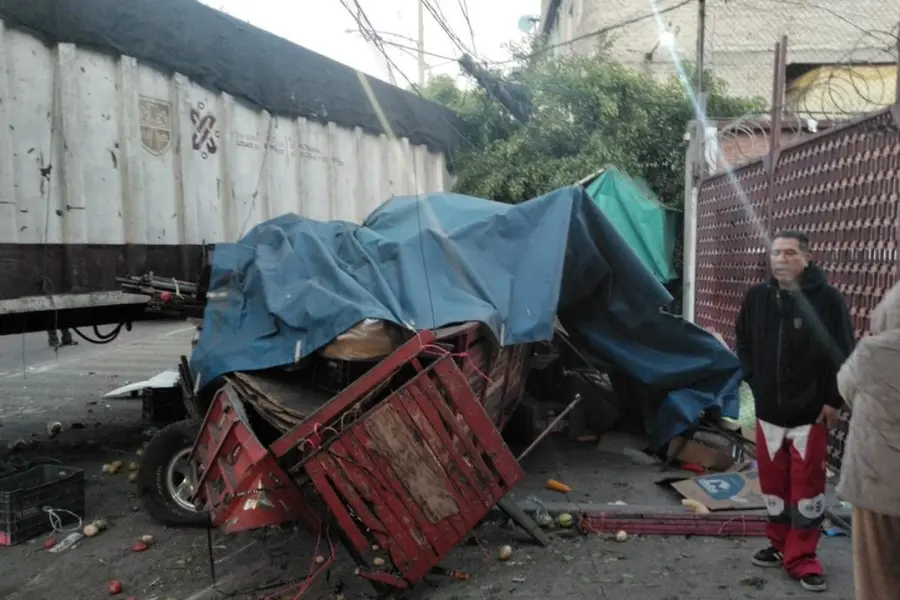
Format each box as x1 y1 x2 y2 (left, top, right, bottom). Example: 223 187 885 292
336 0 482 153
457 0 478 55
338 0 398 83
509 0 696 64
421 0 474 57
360 1 697 70
366 38 461 62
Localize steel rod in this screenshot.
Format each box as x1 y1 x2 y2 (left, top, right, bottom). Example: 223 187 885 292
516 393 583 462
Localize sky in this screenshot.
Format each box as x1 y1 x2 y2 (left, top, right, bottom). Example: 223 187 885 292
205 0 541 87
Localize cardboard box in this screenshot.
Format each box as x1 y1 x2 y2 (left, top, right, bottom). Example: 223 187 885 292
669 470 765 511
668 437 735 471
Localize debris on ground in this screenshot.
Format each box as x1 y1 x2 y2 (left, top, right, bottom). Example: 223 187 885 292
7 438 30 451
556 513 574 528
547 479 572 493
0 187 794 597
47 531 83 553
740 575 767 590
46 422 63 438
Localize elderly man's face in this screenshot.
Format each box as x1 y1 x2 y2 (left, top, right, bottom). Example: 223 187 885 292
770 237 808 285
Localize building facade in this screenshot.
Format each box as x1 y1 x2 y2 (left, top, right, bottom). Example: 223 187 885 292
539 0 899 110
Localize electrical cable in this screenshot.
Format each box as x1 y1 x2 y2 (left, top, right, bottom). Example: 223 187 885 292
504 0 696 64
337 0 483 155
351 1 696 68
344 0 399 83
421 0 473 57
457 0 478 55
72 323 125 344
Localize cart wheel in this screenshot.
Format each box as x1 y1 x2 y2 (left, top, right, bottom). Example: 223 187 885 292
138 419 208 527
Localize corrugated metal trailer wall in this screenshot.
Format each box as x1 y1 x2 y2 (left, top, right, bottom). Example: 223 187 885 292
695 106 900 472
0 0 460 306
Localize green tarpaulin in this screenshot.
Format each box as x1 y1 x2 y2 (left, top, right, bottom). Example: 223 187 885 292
584 169 678 283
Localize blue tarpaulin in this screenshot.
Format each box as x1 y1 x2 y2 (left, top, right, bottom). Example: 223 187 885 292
192 186 741 450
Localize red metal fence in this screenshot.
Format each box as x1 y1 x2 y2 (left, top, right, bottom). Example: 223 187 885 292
696 106 900 346
695 105 900 472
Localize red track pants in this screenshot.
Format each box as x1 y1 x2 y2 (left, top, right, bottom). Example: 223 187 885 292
756 420 828 578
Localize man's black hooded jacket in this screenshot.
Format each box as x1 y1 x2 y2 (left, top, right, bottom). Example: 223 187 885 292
735 263 855 427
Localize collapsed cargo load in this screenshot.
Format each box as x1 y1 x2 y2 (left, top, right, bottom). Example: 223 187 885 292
191 323 534 594
191 185 742 451
131 184 742 596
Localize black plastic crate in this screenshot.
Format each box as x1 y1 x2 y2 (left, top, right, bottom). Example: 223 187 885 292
0 465 85 546
142 386 189 424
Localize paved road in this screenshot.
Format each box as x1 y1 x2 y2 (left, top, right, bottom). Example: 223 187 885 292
0 435 856 600
0 324 855 599
0 321 193 444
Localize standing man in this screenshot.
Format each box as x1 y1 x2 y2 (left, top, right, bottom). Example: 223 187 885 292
735 230 854 593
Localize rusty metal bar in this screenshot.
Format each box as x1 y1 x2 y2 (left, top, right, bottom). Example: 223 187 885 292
765 36 789 233
768 37 786 156
516 394 583 463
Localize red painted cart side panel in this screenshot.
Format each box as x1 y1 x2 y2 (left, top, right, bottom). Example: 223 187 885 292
302 355 525 587
269 329 438 457
190 387 313 533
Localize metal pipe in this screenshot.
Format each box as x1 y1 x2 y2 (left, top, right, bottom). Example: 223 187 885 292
695 0 706 99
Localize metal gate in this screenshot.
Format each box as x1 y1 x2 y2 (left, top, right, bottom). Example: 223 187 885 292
695 106 900 472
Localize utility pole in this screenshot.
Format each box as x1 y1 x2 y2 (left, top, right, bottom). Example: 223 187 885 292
683 0 707 322
695 0 705 104
458 54 531 124
417 0 426 88
693 0 707 177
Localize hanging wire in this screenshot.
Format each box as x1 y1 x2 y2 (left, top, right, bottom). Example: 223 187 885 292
457 0 478 56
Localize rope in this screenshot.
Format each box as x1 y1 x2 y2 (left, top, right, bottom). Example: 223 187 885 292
42 506 83 534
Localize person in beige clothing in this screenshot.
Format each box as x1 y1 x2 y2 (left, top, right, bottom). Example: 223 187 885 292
836 281 900 600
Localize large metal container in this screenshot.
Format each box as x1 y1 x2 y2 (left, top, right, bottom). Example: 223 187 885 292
0 0 456 320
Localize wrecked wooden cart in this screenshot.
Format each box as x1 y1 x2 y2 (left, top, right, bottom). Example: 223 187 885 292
188 322 544 595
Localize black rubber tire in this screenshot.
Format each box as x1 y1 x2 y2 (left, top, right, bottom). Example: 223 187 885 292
137 419 208 528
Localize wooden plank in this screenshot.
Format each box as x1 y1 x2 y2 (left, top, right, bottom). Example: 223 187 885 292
416 366 507 498
343 427 436 582
395 390 479 540
321 447 419 571
364 404 460 523
356 401 459 557
406 379 494 506
432 359 523 489
497 497 550 547
305 459 371 553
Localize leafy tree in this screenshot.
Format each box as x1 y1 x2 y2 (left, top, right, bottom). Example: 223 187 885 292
421 48 764 207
